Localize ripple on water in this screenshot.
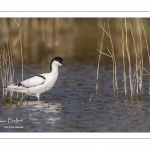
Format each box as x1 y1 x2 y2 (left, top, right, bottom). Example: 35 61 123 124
0 63 150 132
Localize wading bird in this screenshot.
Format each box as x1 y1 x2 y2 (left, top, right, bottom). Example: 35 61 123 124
6 57 66 100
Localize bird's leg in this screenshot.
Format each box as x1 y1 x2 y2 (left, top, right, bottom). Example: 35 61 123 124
34 95 40 101
48 102 51 106
23 96 26 104
5 94 13 104
19 94 26 105
37 95 40 101
24 95 29 105
26 95 29 105
22 95 29 105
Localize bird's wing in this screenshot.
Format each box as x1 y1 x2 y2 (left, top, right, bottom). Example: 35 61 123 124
19 75 46 88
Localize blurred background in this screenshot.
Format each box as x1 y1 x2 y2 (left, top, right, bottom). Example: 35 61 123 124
0 18 150 65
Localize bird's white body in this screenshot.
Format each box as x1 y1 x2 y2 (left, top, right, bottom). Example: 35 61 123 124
6 59 62 100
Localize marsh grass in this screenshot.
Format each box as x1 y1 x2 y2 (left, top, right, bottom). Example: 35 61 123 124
0 19 27 105
95 18 150 101
140 19 150 94
14 18 24 97
121 18 127 99
97 19 118 100
125 18 134 100
0 41 14 104
95 22 105 95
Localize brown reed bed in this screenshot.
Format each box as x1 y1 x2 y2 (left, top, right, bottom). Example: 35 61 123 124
0 18 25 104
95 18 150 101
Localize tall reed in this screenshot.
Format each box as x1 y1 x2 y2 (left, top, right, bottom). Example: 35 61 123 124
97 19 118 100
95 22 105 95
89 21 105 102
96 18 149 101
107 19 118 100
137 19 143 99
140 19 150 95
128 19 138 98
125 18 134 100
0 19 14 103
14 18 24 97
121 19 127 99
0 18 24 104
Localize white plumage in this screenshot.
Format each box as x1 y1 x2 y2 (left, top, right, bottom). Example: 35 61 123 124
21 75 45 88
6 57 63 100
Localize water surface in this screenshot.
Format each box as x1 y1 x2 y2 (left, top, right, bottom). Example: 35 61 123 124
0 63 150 132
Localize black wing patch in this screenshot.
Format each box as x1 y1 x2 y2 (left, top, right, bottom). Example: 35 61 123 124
14 82 24 87
36 74 46 80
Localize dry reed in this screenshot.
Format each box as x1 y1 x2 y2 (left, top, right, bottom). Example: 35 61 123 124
128 19 138 97
137 18 143 98
89 21 105 102
121 18 127 99
0 19 14 103
14 18 24 97
98 19 118 100
95 22 105 95
125 18 134 100
140 18 150 95
95 18 150 101
0 19 26 104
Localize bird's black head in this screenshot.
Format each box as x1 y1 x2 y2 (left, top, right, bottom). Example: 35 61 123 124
50 56 63 71
53 56 63 64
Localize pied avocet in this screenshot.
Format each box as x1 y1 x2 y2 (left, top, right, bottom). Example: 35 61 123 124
6 56 65 100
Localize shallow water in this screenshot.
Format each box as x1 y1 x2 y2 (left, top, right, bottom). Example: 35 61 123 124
0 62 150 132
